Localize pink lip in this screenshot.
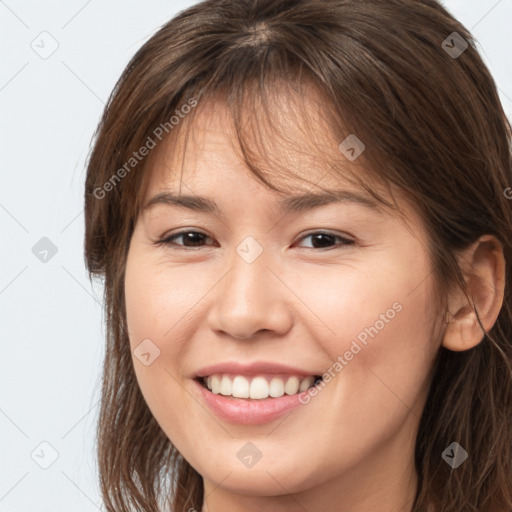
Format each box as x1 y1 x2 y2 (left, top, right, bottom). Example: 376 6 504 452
195 360 320 378
192 379 309 425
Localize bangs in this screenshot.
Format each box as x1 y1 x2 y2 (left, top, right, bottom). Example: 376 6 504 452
137 69 399 225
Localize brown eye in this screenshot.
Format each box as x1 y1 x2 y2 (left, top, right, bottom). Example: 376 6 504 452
158 230 213 248
295 231 354 249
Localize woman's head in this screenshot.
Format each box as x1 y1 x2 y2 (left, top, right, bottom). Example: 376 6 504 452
84 1 512 511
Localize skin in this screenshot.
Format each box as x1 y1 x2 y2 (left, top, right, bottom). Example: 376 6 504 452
124 91 505 512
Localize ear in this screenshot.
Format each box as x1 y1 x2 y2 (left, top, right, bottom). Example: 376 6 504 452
442 235 505 352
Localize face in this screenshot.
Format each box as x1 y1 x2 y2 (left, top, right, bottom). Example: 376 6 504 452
124 93 442 509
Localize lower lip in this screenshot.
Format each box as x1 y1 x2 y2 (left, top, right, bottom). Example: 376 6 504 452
193 379 309 425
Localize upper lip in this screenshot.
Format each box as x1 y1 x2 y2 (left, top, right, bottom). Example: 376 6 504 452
195 361 322 378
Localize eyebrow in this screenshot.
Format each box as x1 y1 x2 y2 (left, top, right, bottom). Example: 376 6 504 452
142 189 380 215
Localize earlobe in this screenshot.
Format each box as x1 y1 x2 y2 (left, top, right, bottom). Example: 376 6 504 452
442 235 505 352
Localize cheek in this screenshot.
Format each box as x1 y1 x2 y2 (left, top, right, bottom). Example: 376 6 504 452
333 280 436 424
297 257 437 414
293 258 433 348
124 247 199 351
124 254 196 452
124 243 214 421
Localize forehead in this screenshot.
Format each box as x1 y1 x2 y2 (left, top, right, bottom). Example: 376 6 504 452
145 84 372 200
138 90 427 242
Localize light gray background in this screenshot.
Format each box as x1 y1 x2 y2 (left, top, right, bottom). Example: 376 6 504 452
1 1 511 510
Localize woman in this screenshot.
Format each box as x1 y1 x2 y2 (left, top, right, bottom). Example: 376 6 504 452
84 0 512 510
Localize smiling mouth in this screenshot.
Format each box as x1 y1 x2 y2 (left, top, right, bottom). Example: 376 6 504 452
196 373 323 400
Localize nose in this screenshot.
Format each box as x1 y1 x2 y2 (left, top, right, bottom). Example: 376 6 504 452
207 244 293 340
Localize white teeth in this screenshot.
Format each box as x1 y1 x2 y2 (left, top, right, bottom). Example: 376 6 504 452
250 377 269 399
269 377 284 397
203 373 318 399
211 375 220 394
299 376 315 392
232 376 250 398
219 375 232 396
284 376 300 395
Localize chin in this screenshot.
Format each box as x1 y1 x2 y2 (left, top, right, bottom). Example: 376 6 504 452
198 454 318 496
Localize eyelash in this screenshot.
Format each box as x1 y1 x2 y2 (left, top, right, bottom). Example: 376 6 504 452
154 230 355 250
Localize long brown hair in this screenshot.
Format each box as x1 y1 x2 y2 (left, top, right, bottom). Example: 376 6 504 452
84 0 512 510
